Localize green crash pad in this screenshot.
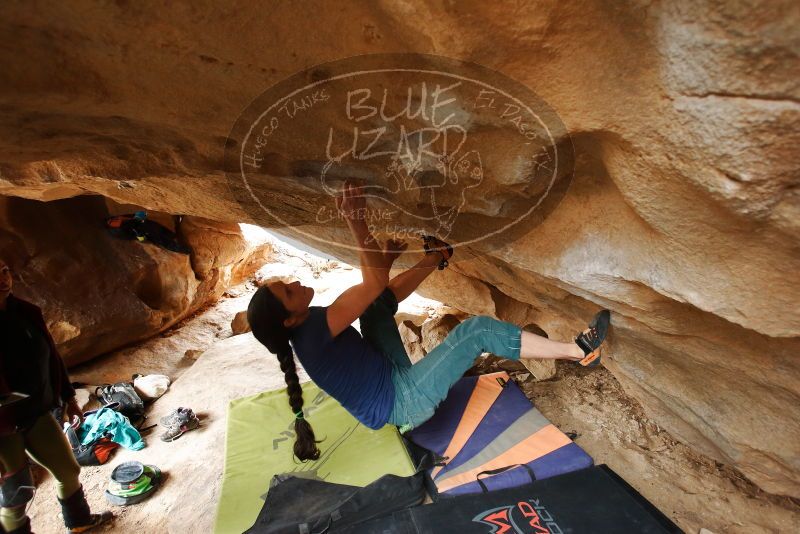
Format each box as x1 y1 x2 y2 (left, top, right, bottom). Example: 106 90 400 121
214 382 416 534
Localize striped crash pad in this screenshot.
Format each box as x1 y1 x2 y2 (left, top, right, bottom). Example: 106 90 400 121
406 371 593 497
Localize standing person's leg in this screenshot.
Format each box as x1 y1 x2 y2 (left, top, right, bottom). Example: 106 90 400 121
22 414 81 500
0 432 33 533
23 414 112 532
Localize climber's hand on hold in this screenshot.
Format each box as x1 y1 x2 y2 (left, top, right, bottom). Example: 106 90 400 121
335 181 387 281
337 182 372 246
336 182 367 225
327 183 392 337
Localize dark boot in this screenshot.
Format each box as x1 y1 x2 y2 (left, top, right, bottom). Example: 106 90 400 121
6 517 33 534
58 486 113 533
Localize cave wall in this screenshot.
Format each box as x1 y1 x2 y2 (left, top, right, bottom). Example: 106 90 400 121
0 1 798 497
0 195 271 365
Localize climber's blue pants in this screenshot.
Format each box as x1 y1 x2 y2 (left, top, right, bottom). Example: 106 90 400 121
360 288 522 430
387 315 522 429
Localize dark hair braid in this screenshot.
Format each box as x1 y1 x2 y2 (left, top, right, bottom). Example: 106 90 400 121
248 286 321 461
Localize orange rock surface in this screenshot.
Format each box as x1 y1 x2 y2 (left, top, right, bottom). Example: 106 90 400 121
0 1 797 497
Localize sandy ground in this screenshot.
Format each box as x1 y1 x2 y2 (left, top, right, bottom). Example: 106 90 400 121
22 236 800 534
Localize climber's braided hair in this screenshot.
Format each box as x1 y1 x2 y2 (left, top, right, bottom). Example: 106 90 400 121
247 285 321 461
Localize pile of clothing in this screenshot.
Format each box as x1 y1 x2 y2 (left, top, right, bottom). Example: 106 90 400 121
64 405 145 466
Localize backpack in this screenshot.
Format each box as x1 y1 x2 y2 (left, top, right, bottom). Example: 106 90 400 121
95 382 145 424
63 423 119 466
244 471 426 534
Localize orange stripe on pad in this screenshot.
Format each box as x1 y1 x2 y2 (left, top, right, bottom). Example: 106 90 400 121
434 424 571 493
430 372 507 479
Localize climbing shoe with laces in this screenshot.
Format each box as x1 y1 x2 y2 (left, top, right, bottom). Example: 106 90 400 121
160 407 200 442
575 309 611 367
159 407 194 427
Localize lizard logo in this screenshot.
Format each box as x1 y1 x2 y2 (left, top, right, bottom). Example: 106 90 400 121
226 53 574 262
473 500 562 534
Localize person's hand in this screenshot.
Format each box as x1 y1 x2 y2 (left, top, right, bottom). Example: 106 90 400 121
335 182 367 223
383 238 408 267
64 397 83 427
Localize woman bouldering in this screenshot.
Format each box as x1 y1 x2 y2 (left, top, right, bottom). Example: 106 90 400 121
247 184 610 460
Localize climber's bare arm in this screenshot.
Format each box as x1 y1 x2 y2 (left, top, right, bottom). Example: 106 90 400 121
336 183 388 281
327 281 382 338
327 238 406 340
327 184 406 337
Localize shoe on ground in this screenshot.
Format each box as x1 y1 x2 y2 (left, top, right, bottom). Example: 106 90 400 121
66 511 113 533
159 407 194 427
160 414 200 442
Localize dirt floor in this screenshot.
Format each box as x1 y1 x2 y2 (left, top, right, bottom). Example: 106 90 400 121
22 236 800 533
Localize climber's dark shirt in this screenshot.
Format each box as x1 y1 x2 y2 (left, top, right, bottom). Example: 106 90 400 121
0 295 74 431
290 306 394 430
